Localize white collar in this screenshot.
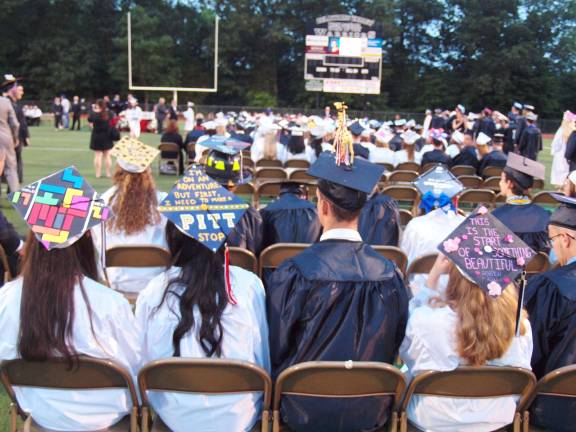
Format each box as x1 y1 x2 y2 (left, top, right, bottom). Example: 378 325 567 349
320 228 362 242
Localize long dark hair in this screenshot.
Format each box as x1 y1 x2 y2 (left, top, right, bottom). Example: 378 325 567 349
18 231 99 365
156 221 228 357
287 135 305 155
96 99 109 121
309 137 323 157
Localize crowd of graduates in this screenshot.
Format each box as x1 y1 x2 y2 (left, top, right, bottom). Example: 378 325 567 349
0 98 575 432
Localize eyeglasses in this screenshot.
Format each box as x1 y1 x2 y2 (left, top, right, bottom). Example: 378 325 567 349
546 233 576 249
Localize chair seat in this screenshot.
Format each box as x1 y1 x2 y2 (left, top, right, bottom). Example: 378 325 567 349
23 415 132 432
151 415 263 431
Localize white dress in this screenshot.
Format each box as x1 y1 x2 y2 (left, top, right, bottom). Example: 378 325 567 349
393 149 422 166
92 187 168 294
125 106 143 138
183 108 195 133
369 147 395 165
0 277 141 431
135 266 270 432
400 286 533 432
401 209 465 294
550 128 570 186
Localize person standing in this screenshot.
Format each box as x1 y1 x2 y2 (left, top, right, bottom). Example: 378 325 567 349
154 97 167 134
125 98 143 138
518 112 542 161
88 100 114 178
182 101 195 133
0 75 20 193
3 76 28 184
60 94 70 129
52 96 63 130
70 95 82 131
168 99 178 121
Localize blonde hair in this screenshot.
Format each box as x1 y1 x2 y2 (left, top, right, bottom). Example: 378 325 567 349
431 265 527 366
108 166 161 235
262 132 278 159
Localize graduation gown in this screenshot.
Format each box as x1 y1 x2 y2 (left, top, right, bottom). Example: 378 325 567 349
260 192 321 249
524 261 576 431
477 149 507 176
564 130 576 171
227 205 264 255
358 193 400 246
421 149 450 166
518 124 542 161
491 203 550 253
450 146 479 169
388 134 404 151
353 142 370 159
267 238 409 432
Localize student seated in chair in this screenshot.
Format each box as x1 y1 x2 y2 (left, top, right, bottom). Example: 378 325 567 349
0 169 140 431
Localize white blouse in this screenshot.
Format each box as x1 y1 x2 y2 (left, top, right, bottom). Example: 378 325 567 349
135 265 270 432
0 276 141 431
400 287 533 432
393 149 422 166
92 187 168 294
369 146 395 165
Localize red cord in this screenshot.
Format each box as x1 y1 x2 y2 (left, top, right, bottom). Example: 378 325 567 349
224 244 237 305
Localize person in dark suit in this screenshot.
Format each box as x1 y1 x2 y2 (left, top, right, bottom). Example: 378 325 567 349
3 78 28 184
518 112 542 161
475 108 496 138
154 97 168 134
565 129 576 171
0 208 23 282
478 133 508 176
71 95 82 130
450 131 479 169
421 135 450 166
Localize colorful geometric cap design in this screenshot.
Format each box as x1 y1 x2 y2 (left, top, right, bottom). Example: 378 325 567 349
158 165 249 252
110 136 160 173
9 166 110 250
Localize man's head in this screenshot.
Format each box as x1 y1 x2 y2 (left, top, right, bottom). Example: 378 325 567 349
159 97 165 105
316 182 364 230
463 132 474 148
73 95 79 103
499 153 545 197
492 133 504 150
548 224 576 266
6 84 24 101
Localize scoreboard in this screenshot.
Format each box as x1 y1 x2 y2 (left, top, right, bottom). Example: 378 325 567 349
304 15 382 95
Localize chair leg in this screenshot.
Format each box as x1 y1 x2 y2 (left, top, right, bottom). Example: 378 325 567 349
513 412 520 432
389 411 398 432
261 410 270 432
9 404 17 432
399 412 407 432
272 409 280 432
522 411 529 432
130 407 138 432
141 406 150 432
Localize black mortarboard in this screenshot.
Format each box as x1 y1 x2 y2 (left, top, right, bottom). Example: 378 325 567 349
493 132 505 142
308 152 384 211
504 153 545 189
280 181 306 196
349 121 365 137
438 205 536 297
413 164 463 200
548 194 576 230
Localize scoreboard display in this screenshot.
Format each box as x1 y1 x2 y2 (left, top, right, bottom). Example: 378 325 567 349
304 15 382 95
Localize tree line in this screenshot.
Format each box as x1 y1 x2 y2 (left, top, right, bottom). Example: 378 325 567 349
1 0 575 117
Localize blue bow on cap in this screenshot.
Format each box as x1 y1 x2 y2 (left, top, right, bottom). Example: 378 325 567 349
419 191 455 214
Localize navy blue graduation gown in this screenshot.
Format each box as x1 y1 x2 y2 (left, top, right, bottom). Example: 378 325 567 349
491 204 550 253
450 146 479 169
230 131 253 144
227 205 264 255
518 124 542 161
358 193 400 246
564 131 576 171
267 240 409 432
524 262 576 431
353 143 370 159
260 193 321 249
477 150 507 176
389 134 404 151
421 149 450 166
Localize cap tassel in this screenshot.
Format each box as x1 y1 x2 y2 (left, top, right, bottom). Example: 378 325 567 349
515 270 527 337
333 102 354 166
224 243 237 305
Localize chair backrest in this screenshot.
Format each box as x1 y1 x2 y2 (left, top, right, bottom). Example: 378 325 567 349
526 251 550 275
400 366 536 414
159 142 180 154
388 170 419 184
482 165 504 178
273 361 406 412
106 245 171 268
256 168 287 181
372 246 408 276
229 247 258 273
256 159 284 168
0 356 139 418
420 162 438 173
233 182 256 206
242 158 255 169
258 243 309 278
289 169 316 181
255 181 283 208
0 243 13 283
396 161 420 172
138 358 272 411
381 185 420 215
532 191 562 205
376 162 395 172
520 364 576 412
285 159 310 169
399 209 413 227
451 165 476 177
406 253 438 279
457 175 482 189
458 189 496 208
532 178 545 190
482 176 501 191
186 142 195 155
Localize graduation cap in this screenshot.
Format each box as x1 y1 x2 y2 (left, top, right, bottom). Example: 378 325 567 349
452 130 465 145
513 102 523 110
526 112 538 121
414 164 463 213
349 121 365 137
375 129 394 144
504 153 545 189
401 130 421 145
1 74 22 90
201 135 250 155
438 205 536 301
9 166 110 250
476 132 492 146
548 194 576 231
202 120 217 130
456 104 466 114
110 136 160 173
570 170 576 186
308 152 384 210
493 132 505 143
394 119 407 127
523 104 535 112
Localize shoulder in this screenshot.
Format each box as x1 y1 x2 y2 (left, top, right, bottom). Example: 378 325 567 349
81 277 132 311
230 266 265 300
0 278 23 307
528 264 576 301
138 267 180 305
409 303 456 335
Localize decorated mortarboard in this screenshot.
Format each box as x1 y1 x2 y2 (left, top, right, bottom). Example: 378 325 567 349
110 136 160 173
9 166 110 250
526 112 538 121
452 130 465 145
200 135 250 155
439 205 536 298
505 153 545 186
476 132 492 146
375 128 394 144
548 193 576 230
523 104 535 111
513 102 523 110
414 164 463 213
401 130 421 145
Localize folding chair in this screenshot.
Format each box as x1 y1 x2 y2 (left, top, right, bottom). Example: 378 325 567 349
138 358 272 432
258 243 309 279
255 181 284 209
185 142 195 166
396 162 420 172
243 158 255 169
520 364 576 431
482 176 501 192
481 165 504 179
526 251 550 275
398 209 413 228
0 243 13 284
405 252 438 294
457 175 482 189
381 185 420 215
288 169 316 182
233 182 256 206
457 189 496 213
451 165 476 177
420 163 438 173
256 159 284 168
532 178 545 191
273 361 407 432
158 142 181 176
532 191 562 206
285 160 310 169
229 247 258 273
0 356 139 432
399 366 536 432
373 246 408 276
256 168 287 183
376 162 395 172
388 170 419 184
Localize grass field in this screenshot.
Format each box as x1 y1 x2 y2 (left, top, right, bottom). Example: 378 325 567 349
0 124 556 431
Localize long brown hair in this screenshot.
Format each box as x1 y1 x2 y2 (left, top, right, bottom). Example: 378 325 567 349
432 265 527 366
108 166 161 235
96 99 109 121
18 231 99 364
